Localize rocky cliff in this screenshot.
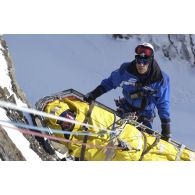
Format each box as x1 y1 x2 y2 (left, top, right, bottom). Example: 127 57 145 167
0 36 58 160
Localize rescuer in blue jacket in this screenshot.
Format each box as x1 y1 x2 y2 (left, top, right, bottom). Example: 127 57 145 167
84 42 171 141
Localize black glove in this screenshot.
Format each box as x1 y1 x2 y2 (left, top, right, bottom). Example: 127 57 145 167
84 85 107 103
160 118 171 141
84 93 95 104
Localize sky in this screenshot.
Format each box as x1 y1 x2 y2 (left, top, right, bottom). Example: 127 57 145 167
3 34 195 151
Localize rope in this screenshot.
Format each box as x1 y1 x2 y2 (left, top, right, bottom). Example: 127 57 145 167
0 119 114 137
0 121 123 150
0 100 112 133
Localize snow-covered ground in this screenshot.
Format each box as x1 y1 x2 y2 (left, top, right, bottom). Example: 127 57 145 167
0 43 40 160
4 34 195 150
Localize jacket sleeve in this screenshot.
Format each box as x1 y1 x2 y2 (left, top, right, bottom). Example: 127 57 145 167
156 73 170 120
100 64 126 92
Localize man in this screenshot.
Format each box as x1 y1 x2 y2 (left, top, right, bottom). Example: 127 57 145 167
84 42 171 141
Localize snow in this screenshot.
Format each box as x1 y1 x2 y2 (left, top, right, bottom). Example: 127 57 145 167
0 42 41 161
0 109 41 160
3 34 195 151
0 44 13 93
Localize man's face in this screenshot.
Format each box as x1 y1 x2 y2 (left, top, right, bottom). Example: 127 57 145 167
136 58 151 74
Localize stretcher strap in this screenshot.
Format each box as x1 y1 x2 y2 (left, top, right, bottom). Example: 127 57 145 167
189 152 195 161
80 101 95 161
138 131 147 160
104 121 128 161
104 139 118 161
175 144 185 161
104 135 124 161
139 134 160 161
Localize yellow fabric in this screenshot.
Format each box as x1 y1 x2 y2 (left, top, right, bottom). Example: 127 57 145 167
44 98 195 161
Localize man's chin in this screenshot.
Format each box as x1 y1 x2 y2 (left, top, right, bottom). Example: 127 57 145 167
138 69 147 74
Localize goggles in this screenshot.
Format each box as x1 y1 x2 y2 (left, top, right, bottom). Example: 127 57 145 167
136 57 151 65
135 45 153 58
58 110 75 131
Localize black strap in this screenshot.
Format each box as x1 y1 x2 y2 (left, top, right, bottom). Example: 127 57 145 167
80 101 95 161
125 100 147 113
140 97 148 110
135 82 143 87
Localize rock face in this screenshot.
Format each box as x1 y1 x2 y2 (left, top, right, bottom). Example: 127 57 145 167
0 37 27 160
0 36 58 161
113 34 195 66
0 126 25 160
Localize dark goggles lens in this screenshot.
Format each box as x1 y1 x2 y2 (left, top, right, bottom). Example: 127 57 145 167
57 110 75 131
135 46 153 57
60 121 73 130
136 58 151 65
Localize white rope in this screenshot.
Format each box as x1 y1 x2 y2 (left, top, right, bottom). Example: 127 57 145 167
0 119 114 137
0 100 112 133
0 100 156 142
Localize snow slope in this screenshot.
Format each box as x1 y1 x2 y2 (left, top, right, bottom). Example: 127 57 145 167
0 42 41 160
3 34 195 150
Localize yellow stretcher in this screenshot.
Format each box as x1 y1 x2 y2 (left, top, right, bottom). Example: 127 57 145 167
39 89 195 161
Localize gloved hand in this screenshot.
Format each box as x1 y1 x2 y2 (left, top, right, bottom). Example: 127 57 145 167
83 85 107 103
161 133 171 141
116 107 126 118
83 92 95 104
160 118 171 141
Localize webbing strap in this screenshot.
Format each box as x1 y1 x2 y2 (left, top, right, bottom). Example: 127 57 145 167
175 144 185 161
104 144 116 161
80 101 95 161
104 138 118 161
138 131 147 161
139 134 160 161
189 152 195 161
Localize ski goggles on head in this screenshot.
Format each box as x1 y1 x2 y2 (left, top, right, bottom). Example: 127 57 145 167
135 45 153 58
136 57 151 65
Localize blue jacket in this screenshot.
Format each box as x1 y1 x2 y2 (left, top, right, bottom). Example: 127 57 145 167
100 60 170 121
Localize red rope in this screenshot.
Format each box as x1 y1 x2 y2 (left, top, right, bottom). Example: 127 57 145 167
1 124 122 150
